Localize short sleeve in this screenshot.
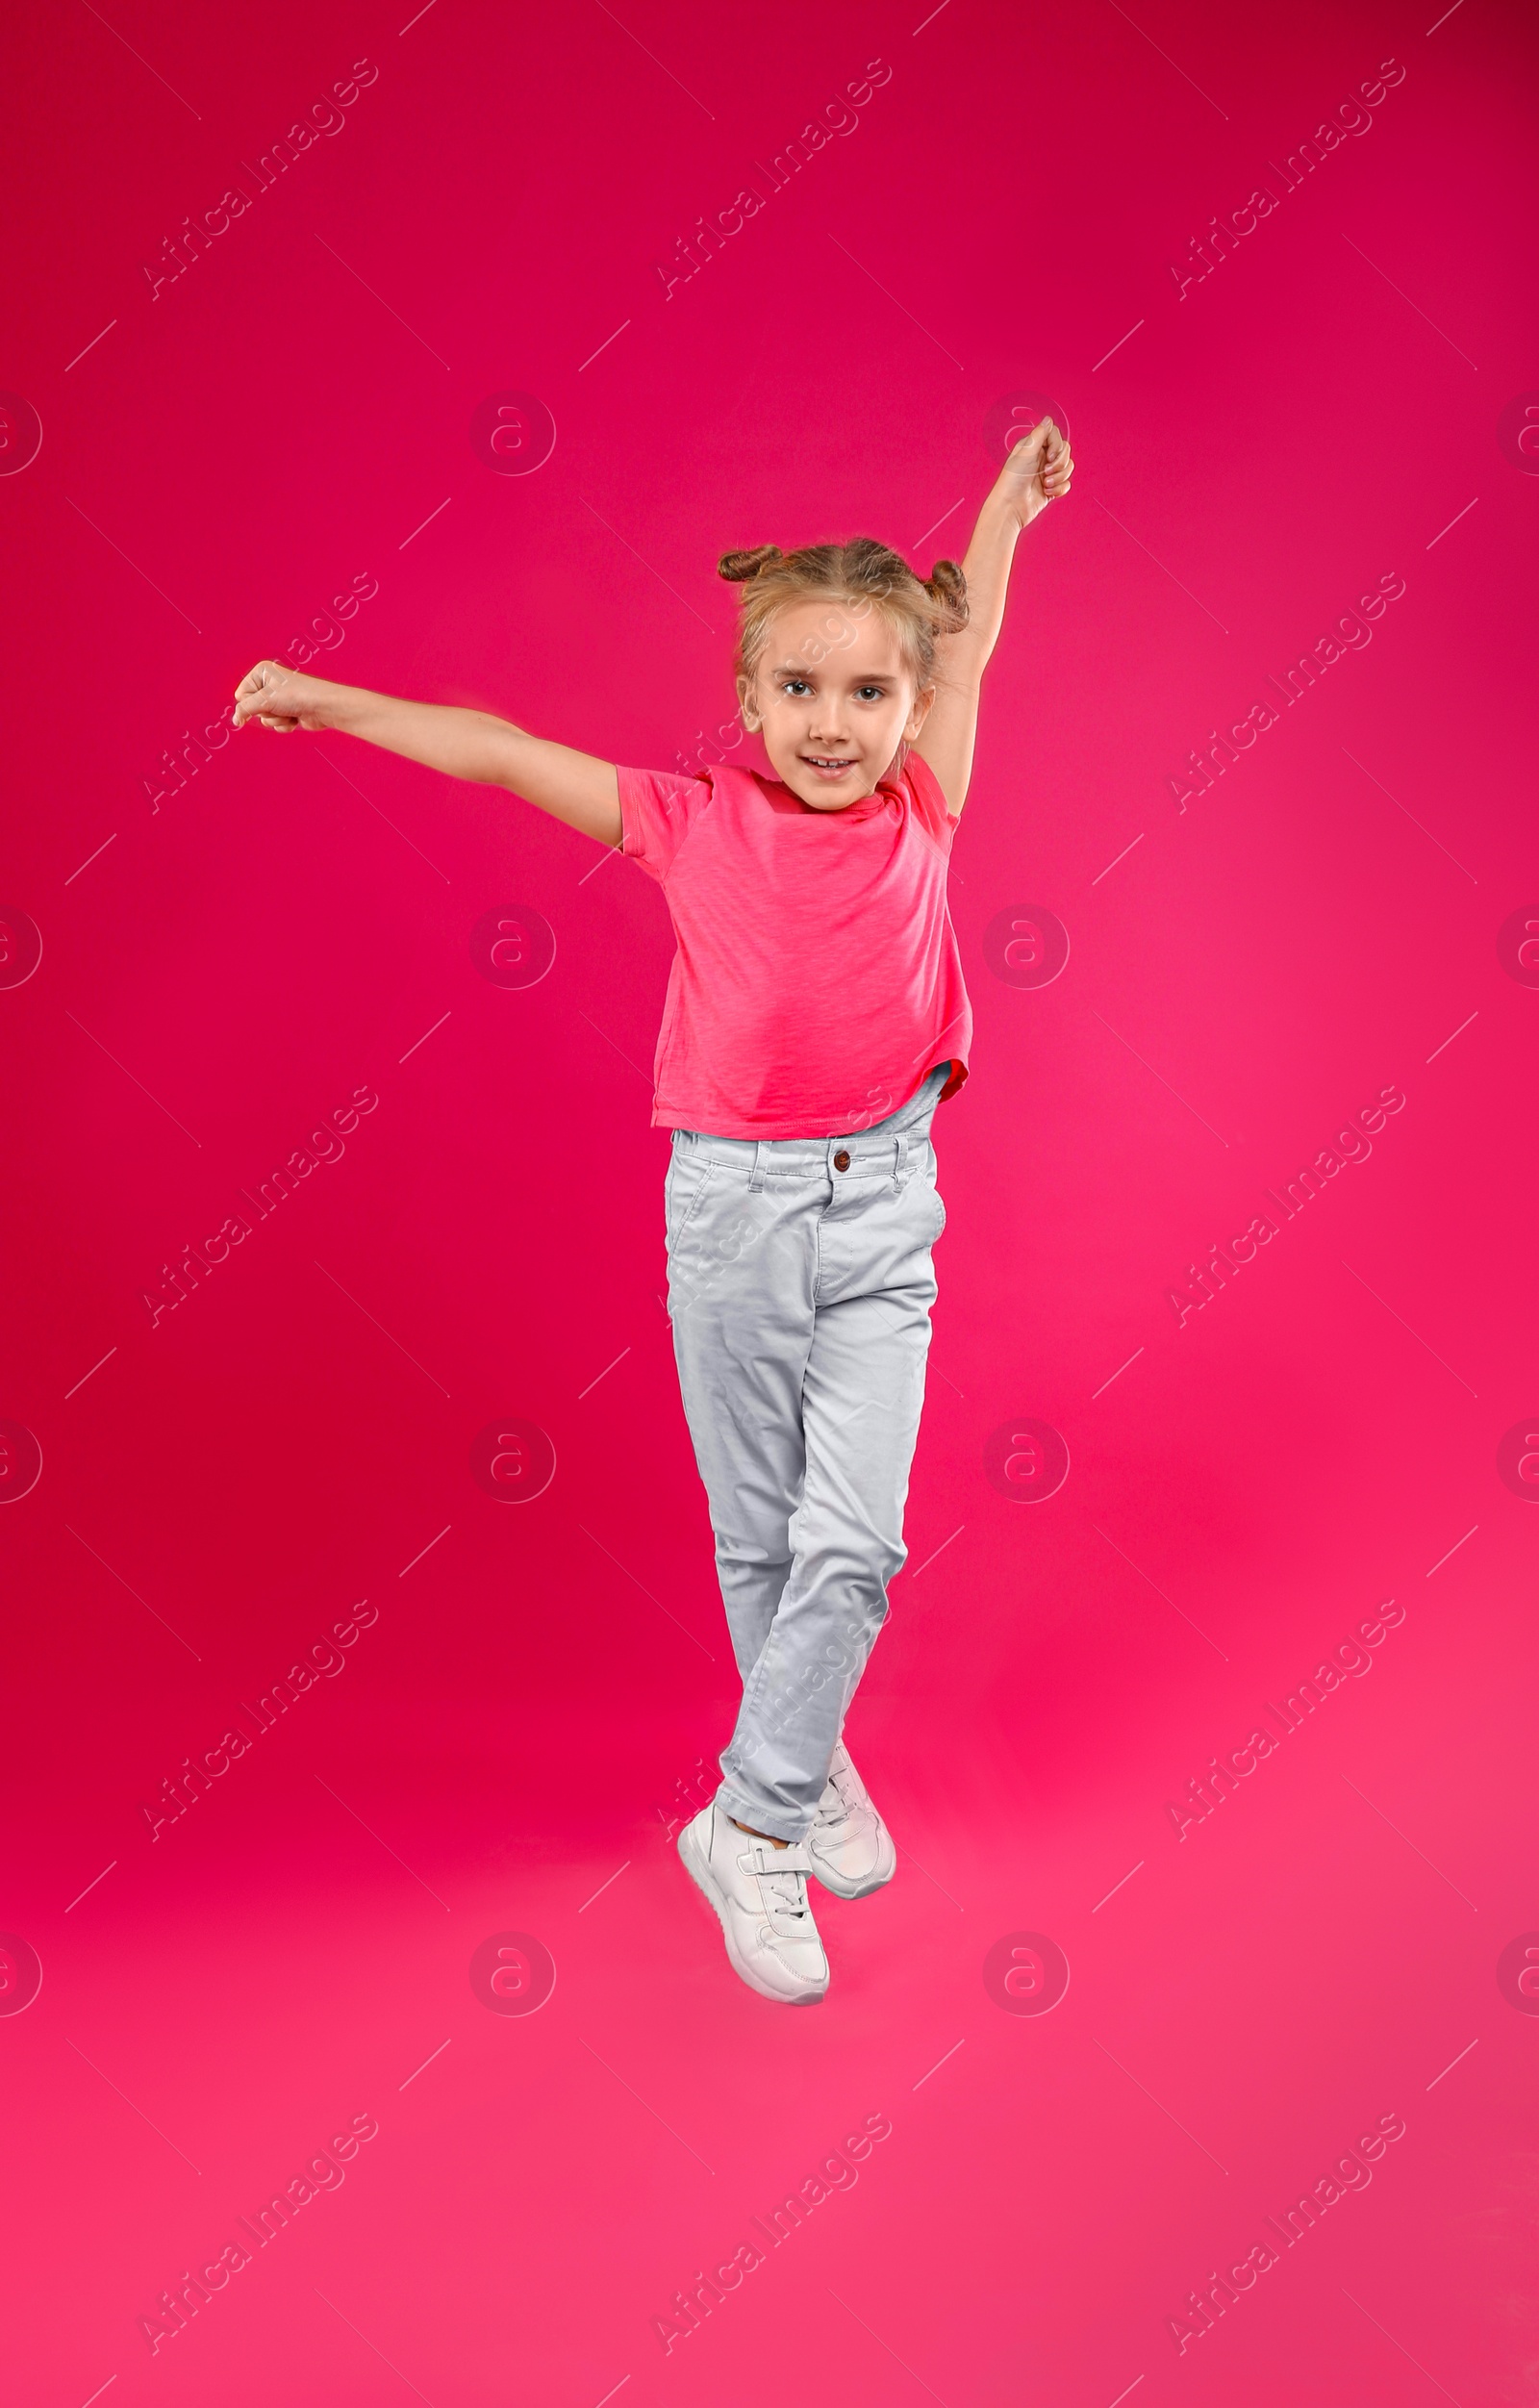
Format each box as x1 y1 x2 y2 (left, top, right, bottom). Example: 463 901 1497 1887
901 747 958 848
618 766 716 883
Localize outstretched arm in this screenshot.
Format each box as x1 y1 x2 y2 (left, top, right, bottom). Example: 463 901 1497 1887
231 662 622 848
912 416 1072 816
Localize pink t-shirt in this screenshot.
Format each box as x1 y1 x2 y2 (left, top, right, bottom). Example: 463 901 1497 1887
618 748 971 1139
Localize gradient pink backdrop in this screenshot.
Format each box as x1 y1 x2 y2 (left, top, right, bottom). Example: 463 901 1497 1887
3 0 1537 2400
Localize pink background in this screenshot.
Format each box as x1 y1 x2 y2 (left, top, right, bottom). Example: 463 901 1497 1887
3 0 1537 2399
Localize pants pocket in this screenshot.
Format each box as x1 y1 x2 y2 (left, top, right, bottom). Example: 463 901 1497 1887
664 1154 719 1252
905 1144 945 1244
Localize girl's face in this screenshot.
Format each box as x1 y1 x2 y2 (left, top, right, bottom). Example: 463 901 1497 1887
742 596 933 810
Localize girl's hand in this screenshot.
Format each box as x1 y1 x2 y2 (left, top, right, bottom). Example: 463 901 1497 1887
992 415 1073 528
232 660 336 731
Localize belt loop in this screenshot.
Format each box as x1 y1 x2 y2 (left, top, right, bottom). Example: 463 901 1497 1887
748 1142 767 1193
894 1131 908 1187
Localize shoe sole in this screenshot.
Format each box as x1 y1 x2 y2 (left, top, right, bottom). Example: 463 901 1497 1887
677 1818 828 2006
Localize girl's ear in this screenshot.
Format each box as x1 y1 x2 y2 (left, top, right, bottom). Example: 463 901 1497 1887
737 672 762 732
906 684 936 741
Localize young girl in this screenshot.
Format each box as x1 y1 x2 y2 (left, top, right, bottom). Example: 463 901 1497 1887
233 414 1072 2005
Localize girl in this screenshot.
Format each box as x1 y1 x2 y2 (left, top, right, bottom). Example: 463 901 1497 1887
233 413 1072 2005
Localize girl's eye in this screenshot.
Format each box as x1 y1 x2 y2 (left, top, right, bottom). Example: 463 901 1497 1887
782 679 811 697
856 686 885 701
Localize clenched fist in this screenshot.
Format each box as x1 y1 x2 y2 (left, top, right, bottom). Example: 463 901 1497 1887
232 661 336 732
993 416 1072 529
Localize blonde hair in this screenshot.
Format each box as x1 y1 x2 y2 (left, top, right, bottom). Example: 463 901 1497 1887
718 536 968 700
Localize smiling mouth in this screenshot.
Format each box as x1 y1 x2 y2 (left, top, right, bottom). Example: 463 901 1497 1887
802 754 859 774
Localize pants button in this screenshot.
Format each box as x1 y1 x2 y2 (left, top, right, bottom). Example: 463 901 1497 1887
833 1149 851 1172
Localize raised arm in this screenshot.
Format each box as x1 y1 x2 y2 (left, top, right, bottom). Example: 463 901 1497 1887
913 416 1072 816
231 661 622 848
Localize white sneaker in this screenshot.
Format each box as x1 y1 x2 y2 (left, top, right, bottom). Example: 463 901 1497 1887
678 1798 829 2005
807 1742 896 1899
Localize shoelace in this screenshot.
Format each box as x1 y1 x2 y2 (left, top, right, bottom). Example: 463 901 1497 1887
746 1848 811 1931
814 1762 862 1829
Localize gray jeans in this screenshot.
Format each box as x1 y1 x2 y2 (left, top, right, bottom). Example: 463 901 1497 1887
665 1068 948 1842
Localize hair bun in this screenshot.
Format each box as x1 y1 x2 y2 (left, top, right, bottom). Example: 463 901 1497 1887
923 557 969 630
718 545 784 583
